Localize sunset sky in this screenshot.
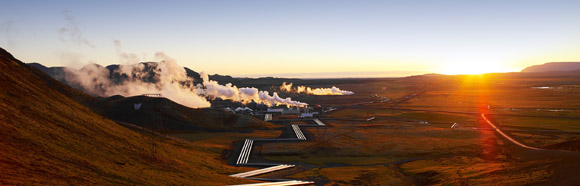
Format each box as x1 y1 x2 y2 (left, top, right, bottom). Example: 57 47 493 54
1 0 579 78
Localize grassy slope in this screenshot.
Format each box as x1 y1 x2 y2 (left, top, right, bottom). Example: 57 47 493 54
290 165 413 186
97 95 273 132
0 48 253 185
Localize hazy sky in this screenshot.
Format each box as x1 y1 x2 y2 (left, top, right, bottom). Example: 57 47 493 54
1 0 579 78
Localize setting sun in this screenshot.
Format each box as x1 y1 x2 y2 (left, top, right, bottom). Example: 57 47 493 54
3 1 580 185
437 57 516 75
439 63 508 75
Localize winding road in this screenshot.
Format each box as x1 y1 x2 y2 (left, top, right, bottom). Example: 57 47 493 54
481 113 543 150
229 119 326 186
229 89 570 185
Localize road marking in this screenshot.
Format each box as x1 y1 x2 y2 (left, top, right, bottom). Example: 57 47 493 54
237 139 254 164
481 113 542 150
229 180 314 186
231 118 326 184
313 118 325 126
292 125 306 140
243 140 253 164
230 164 295 178
236 139 248 164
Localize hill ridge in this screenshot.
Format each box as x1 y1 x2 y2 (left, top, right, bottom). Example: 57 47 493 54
0 47 250 185
521 62 580 72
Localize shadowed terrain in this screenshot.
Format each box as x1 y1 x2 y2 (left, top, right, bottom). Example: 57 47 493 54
0 48 258 185
4 45 580 185
95 95 273 132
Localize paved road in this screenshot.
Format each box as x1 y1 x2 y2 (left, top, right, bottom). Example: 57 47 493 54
237 139 254 164
232 180 315 186
481 113 543 150
313 119 326 126
292 125 307 140
230 164 296 178
229 119 327 186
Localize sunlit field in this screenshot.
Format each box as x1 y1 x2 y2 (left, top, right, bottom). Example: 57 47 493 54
4 1 580 185
225 73 580 185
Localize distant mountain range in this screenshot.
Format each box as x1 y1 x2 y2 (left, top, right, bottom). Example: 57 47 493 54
28 62 212 84
521 62 580 73
27 62 296 89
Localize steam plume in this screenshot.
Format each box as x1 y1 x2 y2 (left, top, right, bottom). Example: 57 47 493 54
198 73 307 107
59 11 94 48
280 82 293 92
65 52 211 108
1 20 15 48
63 46 307 108
114 39 141 64
280 82 354 95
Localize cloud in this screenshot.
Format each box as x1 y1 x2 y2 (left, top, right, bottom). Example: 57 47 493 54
280 82 354 95
114 39 142 65
59 10 95 48
64 51 211 108
0 21 16 48
280 82 293 92
63 48 307 108
58 50 85 68
199 73 307 107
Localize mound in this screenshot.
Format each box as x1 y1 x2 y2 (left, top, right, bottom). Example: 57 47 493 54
0 48 250 185
543 138 580 152
96 95 273 132
521 62 580 72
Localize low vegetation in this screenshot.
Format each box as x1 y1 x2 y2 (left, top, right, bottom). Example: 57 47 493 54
4 46 580 185
0 48 255 185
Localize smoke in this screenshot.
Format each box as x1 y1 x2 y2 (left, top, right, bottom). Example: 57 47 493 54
279 82 354 95
114 39 141 64
63 45 307 108
59 10 94 48
1 20 16 48
304 86 354 95
58 50 84 67
64 52 211 108
280 82 293 92
198 73 307 107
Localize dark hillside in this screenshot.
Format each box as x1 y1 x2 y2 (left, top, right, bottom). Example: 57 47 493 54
96 95 273 132
24 64 97 107
0 48 252 185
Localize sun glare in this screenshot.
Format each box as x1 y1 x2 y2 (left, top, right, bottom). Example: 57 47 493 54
441 64 496 75
438 59 514 75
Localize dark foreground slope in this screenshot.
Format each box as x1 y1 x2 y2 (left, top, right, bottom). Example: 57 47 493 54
95 95 273 132
0 48 251 185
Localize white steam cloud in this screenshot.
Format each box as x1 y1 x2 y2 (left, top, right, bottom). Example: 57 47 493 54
63 44 307 108
64 52 211 108
280 82 354 95
198 72 307 107
59 11 94 48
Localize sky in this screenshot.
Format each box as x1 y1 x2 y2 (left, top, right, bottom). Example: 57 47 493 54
1 0 579 78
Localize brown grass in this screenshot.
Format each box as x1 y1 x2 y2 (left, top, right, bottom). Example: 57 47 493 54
257 73 580 185
0 48 255 185
401 156 552 185
290 165 413 186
